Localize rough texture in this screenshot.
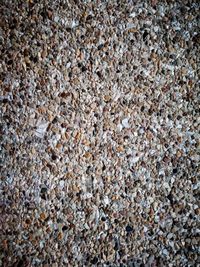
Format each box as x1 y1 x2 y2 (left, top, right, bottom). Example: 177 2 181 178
0 0 199 266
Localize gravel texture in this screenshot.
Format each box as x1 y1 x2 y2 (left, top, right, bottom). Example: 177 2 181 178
0 0 199 266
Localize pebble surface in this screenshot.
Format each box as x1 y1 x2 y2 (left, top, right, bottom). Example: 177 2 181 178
0 1 199 266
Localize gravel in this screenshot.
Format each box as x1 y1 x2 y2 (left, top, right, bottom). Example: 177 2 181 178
0 0 199 266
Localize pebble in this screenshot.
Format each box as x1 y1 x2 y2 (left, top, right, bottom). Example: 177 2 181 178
122 118 130 128
125 225 134 233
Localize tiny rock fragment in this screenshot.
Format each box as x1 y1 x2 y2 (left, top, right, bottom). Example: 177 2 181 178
104 95 111 102
125 225 134 233
57 232 63 240
122 118 130 128
116 146 124 152
40 212 47 221
84 152 92 159
35 122 49 138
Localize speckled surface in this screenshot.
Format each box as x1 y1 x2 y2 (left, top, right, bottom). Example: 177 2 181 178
0 1 199 266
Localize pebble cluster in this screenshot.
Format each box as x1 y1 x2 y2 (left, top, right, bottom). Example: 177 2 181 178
0 0 199 266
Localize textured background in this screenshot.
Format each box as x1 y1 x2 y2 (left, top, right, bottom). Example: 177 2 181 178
0 1 199 266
